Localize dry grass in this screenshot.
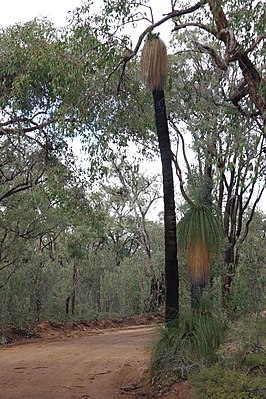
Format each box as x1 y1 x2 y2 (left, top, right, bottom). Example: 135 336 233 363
187 242 211 284
140 35 168 90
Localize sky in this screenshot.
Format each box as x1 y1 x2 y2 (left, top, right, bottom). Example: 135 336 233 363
0 0 169 26
0 0 173 44
0 0 83 27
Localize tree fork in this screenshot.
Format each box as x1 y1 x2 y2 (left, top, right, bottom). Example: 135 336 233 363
208 0 265 117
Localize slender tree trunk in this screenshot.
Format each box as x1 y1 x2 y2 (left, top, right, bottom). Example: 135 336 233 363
149 273 165 312
222 245 237 307
66 264 78 316
71 264 78 315
222 244 239 308
35 297 42 322
152 89 179 324
66 296 70 316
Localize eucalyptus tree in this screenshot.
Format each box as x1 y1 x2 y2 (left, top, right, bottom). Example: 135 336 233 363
0 18 101 136
72 0 265 315
168 32 265 305
0 18 94 230
104 157 161 264
0 155 105 322
0 17 123 189
101 156 165 310
228 210 266 315
1 1 264 317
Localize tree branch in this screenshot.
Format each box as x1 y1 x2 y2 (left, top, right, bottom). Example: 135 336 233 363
117 1 206 91
172 152 194 206
207 0 265 116
169 118 191 174
172 22 217 37
243 32 266 56
240 186 265 244
0 117 56 135
192 41 228 70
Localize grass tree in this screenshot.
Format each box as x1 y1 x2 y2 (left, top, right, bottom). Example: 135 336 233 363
141 34 179 323
177 194 222 309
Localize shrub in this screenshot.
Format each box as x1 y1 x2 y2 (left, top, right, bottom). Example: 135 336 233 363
151 300 226 382
190 366 266 399
217 316 266 372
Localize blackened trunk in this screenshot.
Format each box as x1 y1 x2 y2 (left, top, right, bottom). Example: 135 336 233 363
152 89 179 324
66 296 70 316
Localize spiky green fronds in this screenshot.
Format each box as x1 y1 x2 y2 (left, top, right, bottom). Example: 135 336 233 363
151 300 226 381
177 206 222 284
140 34 168 90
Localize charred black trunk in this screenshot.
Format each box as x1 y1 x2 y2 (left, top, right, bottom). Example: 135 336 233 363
152 89 179 324
66 295 70 316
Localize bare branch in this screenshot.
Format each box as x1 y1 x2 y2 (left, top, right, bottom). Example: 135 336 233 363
240 185 265 244
141 3 154 24
0 266 17 288
0 117 55 135
0 110 51 128
171 0 178 11
172 152 194 206
169 118 191 174
243 32 266 56
130 1 205 57
116 1 206 90
172 22 217 37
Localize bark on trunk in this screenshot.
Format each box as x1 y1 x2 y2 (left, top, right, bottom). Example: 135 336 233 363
208 0 265 116
149 273 165 312
152 89 179 324
66 264 78 316
221 245 235 307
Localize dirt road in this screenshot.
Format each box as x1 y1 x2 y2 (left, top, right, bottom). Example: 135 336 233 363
0 326 157 399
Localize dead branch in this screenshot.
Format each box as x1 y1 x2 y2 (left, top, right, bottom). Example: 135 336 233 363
169 118 191 175
171 151 194 206
117 1 206 91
